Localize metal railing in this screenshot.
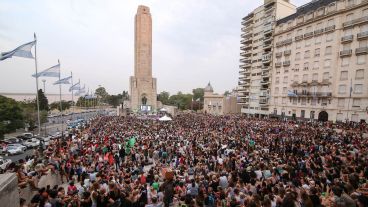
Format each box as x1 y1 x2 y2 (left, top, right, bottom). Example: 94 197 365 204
339 49 352 56
341 35 354 42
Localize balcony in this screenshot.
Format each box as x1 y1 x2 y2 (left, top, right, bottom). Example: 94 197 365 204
283 60 290 66
325 25 336 33
259 99 269 105
284 50 291 56
357 31 368 40
304 32 314 39
276 41 283 47
314 28 324 36
295 35 304 41
261 72 269 77
288 92 332 97
343 16 368 28
283 38 293 45
341 35 354 43
262 54 272 63
339 49 352 57
356 47 368 55
275 52 282 57
275 62 282 67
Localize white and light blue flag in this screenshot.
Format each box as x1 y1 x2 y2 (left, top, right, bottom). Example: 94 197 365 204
0 40 36 61
53 76 72 85
287 90 298 97
32 63 60 78
69 81 80 92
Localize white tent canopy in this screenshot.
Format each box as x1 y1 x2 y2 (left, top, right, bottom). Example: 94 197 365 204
160 108 167 112
159 115 172 121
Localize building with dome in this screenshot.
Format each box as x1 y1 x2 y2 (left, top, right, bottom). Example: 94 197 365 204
203 82 241 115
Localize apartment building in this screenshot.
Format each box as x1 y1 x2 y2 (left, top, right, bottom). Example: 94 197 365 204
270 0 368 122
238 0 296 117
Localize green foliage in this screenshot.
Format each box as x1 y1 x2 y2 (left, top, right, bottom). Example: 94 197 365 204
157 91 170 105
108 94 123 107
168 92 193 110
49 101 72 111
76 97 97 107
38 89 49 111
224 90 230 96
0 96 24 138
192 88 204 102
95 87 109 103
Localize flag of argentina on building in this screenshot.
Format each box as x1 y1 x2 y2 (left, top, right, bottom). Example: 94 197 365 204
0 40 36 61
54 76 72 85
32 63 60 78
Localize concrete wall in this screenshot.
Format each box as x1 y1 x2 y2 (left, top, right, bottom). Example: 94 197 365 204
0 173 20 207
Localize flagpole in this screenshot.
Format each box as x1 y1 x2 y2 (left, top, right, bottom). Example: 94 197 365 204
58 60 63 137
34 33 41 136
346 78 352 122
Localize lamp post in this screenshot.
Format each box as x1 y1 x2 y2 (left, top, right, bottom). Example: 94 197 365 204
42 79 47 137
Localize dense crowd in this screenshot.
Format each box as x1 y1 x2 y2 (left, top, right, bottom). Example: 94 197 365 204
7 114 368 207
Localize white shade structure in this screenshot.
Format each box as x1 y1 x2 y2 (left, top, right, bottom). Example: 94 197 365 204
159 115 172 121
160 108 167 112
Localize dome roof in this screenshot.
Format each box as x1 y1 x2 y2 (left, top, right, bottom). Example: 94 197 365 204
204 82 214 92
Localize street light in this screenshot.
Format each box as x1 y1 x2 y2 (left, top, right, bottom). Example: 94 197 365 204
42 79 47 137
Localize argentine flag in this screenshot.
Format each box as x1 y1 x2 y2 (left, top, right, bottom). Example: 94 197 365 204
0 40 36 61
69 81 81 92
53 76 72 85
32 63 60 78
287 90 298 97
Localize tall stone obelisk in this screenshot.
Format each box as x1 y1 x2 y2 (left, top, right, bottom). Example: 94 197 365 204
129 5 157 112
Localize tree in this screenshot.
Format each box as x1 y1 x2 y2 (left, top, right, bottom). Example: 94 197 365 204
192 88 204 102
122 91 129 101
157 91 170 105
49 101 71 111
38 89 49 111
224 91 231 97
0 96 24 138
76 97 97 107
168 92 193 110
95 87 109 103
108 94 123 107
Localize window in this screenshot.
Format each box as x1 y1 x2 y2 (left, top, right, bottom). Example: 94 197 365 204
287 33 292 38
302 74 308 82
315 36 322 44
360 24 368 33
346 13 354 21
338 98 345 107
295 52 301 60
293 74 299 82
300 110 305 118
346 0 355 8
304 62 309 70
282 97 286 104
323 72 329 81
354 84 363 94
340 71 348 80
316 22 323 30
275 77 280 84
313 61 319 70
275 87 279 94
311 98 317 106
336 113 344 121
342 57 350 67
305 38 312 47
297 29 303 35
282 87 287 94
295 64 300 70
326 33 333 42
339 84 347 94
351 114 359 122
352 98 361 107
363 8 368 16
356 69 364 79
274 98 278 104
359 40 368 48
327 19 335 26
306 26 312 32
315 48 320 57
304 50 310 59
344 28 353 36
325 46 332 55
283 76 288 84
324 59 331 68
292 98 297 105
296 41 302 49
301 98 306 106
312 73 318 81
357 55 366 65
343 44 351 51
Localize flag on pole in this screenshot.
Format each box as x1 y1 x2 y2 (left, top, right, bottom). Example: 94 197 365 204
0 40 36 61
69 81 80 92
349 79 353 98
32 63 60 78
287 90 298 97
53 76 72 85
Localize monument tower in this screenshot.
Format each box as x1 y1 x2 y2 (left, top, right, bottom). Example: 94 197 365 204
129 5 157 112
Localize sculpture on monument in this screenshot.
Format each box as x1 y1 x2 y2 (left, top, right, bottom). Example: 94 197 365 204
129 5 158 112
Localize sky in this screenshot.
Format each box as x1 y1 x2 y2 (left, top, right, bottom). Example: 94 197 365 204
0 0 310 96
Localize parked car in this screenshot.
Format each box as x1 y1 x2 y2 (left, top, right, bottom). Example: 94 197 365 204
23 138 40 148
7 144 27 152
0 157 12 171
4 137 23 144
6 145 23 155
16 133 34 140
36 137 50 147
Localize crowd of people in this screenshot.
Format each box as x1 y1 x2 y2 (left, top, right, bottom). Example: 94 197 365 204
6 114 368 207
